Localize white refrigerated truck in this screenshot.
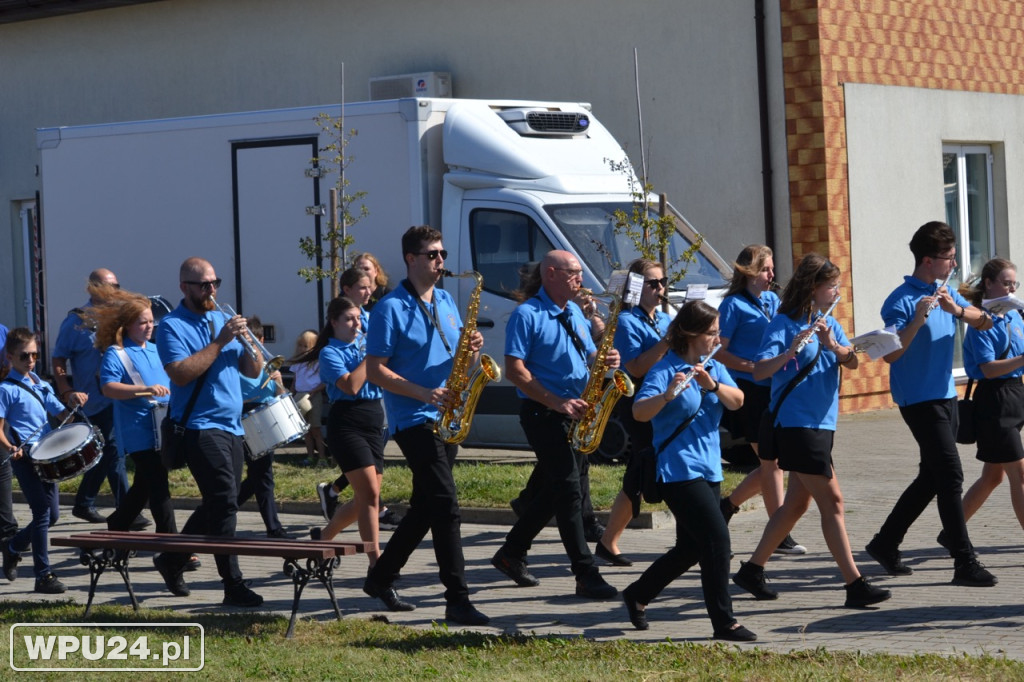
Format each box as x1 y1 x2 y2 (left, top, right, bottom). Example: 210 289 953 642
36 97 731 453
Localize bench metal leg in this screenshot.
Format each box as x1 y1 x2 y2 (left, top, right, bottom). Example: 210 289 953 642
281 557 342 638
77 549 139 617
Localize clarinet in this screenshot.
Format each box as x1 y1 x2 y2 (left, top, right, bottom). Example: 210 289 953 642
925 269 955 317
794 295 841 354
668 343 723 399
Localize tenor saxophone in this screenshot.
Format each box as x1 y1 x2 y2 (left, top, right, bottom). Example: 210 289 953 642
434 269 502 444
569 288 635 454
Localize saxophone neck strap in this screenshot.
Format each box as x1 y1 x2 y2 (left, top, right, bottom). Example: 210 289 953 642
554 306 588 362
402 279 452 355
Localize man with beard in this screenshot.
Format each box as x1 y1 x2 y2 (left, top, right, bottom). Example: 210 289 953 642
153 257 263 606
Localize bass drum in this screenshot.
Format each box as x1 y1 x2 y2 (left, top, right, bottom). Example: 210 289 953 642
30 423 105 483
241 394 308 459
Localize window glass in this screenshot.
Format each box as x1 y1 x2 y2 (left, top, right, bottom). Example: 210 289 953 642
469 209 555 298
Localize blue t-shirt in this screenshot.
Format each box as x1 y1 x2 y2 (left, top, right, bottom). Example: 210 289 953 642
636 355 735 484
0 370 65 447
0 323 8 371
963 310 1024 380
882 275 971 406
755 313 851 431
719 290 780 385
157 301 246 435
614 306 671 380
320 336 383 403
505 287 598 399
52 304 112 416
100 340 171 455
366 282 462 435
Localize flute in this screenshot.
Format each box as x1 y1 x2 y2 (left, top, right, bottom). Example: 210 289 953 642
795 295 841 354
668 343 722 398
925 269 955 317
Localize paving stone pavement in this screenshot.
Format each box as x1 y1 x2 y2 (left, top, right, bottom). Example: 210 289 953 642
4 408 1023 659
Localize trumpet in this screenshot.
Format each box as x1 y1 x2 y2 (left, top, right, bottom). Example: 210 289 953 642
668 343 722 399
925 268 955 317
795 295 841 354
214 298 285 388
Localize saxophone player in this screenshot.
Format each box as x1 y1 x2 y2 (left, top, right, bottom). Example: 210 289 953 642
491 250 619 599
363 225 489 626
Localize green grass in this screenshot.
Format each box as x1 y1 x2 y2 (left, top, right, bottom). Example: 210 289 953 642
2 601 1020 681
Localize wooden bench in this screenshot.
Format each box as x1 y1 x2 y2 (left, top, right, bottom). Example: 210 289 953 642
52 530 373 637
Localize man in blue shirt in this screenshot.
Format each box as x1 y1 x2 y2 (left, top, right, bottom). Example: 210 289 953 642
155 257 263 607
52 269 132 524
0 321 16 547
866 221 997 586
491 250 619 600
363 225 489 626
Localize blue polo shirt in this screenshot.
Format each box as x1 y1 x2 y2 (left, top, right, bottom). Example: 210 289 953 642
366 281 461 435
756 313 850 430
100 340 170 455
882 275 971 406
719 290 780 385
963 310 1024 380
157 301 245 435
505 288 597 399
614 306 671 380
0 370 65 447
320 336 383 403
53 304 112 416
636 355 734 484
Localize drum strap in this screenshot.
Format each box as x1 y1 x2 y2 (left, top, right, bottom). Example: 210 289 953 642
114 347 147 387
1 378 51 447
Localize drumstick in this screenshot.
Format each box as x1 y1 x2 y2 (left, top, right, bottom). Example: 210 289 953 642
133 390 154 397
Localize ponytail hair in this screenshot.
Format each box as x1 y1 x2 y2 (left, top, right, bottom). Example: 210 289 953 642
291 297 360 365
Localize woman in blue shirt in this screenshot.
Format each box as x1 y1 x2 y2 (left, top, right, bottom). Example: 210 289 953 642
304 296 384 568
732 253 889 608
622 301 755 641
957 258 1024 536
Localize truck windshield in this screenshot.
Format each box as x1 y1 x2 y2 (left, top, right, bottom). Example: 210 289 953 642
544 202 730 290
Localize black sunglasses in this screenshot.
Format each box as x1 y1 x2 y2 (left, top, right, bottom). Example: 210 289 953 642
184 278 223 290
415 249 448 261
645 277 668 289
19 351 39 361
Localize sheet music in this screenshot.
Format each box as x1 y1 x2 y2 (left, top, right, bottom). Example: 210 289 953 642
982 295 1024 316
850 327 902 360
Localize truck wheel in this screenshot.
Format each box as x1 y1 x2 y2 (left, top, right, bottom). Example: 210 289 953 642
591 415 631 465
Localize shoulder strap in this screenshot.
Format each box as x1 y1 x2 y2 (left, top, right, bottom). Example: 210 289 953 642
401 279 452 354
654 390 708 456
3 377 47 412
178 371 209 426
770 341 823 424
114 347 146 386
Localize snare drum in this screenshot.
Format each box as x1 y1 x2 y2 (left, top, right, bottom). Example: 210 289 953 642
241 394 309 459
151 401 168 451
30 423 105 483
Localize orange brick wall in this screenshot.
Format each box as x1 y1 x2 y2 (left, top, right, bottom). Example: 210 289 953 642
779 0 1024 412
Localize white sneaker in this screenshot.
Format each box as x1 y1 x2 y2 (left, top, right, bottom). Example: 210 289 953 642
316 482 336 521
773 534 807 555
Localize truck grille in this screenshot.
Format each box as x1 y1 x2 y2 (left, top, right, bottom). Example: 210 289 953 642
525 111 590 134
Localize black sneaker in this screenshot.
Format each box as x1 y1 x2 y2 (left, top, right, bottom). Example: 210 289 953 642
713 624 758 642
129 515 152 531
34 572 66 594
720 496 739 525
153 553 190 597
583 520 606 544
2 542 21 582
952 558 998 587
491 547 539 587
773 534 807 555
732 561 778 600
267 528 291 539
316 482 336 521
223 582 264 607
72 506 105 523
622 585 648 630
575 569 617 599
445 601 490 625
844 576 891 607
378 508 402 530
865 535 912 575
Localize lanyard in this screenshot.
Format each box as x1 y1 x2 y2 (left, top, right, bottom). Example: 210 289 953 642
402 280 452 355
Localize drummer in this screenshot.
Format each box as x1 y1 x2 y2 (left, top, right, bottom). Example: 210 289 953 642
236 316 289 538
0 327 80 593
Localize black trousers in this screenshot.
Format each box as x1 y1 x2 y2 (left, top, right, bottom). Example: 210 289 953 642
237 451 282 534
0 457 17 540
106 449 177 534
73 405 129 509
367 422 469 605
504 400 595 577
876 397 973 560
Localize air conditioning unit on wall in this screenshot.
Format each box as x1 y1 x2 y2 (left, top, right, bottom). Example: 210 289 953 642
368 71 452 100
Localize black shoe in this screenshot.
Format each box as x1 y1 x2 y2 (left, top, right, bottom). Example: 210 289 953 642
713 624 757 642
720 496 739 525
865 535 912 575
491 547 540 587
72 506 105 524
378 508 402 530
34 572 66 594
445 601 490 625
316 482 337 521
223 582 264 607
773 534 807 555
732 561 778 600
153 553 190 597
128 515 152 531
622 586 648 630
267 528 291 539
952 558 998 587
2 542 21 582
309 527 322 541
595 541 633 567
844 576 891 607
584 520 606 544
575 570 617 599
362 578 415 611
184 554 201 572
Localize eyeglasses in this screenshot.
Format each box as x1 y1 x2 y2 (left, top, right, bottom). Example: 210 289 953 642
701 328 721 337
415 249 448 261
1000 279 1020 291
555 267 583 278
19 351 39 361
645 277 668 289
929 254 956 263
184 279 222 290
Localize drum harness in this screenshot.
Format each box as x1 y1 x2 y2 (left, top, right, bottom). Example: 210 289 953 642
1 377 81 465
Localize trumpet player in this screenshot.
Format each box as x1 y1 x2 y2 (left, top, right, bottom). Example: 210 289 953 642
363 226 489 626
491 250 618 600
867 221 996 586
154 257 264 607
